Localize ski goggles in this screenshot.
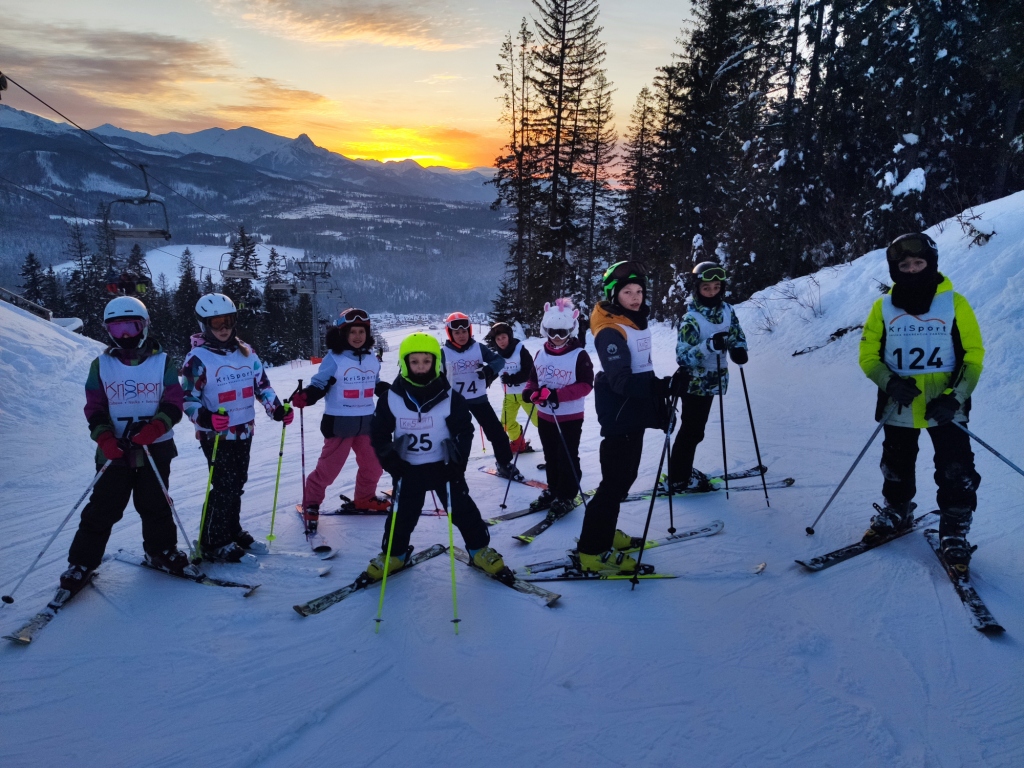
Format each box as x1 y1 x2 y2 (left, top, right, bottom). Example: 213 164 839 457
208 314 236 331
106 318 146 338
446 318 471 331
886 234 934 263
546 328 572 340
695 266 728 282
337 308 369 326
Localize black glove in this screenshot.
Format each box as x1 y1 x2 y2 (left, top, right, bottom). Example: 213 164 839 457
500 372 512 386
380 452 408 479
477 367 496 386
708 332 729 352
650 376 672 401
925 393 960 425
374 381 391 398
729 348 748 365
669 368 689 397
885 375 922 407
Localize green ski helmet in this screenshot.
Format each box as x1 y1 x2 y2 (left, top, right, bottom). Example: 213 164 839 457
398 332 443 381
601 261 647 302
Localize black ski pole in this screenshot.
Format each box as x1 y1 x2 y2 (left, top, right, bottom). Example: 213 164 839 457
716 352 729 499
664 393 679 534
550 406 587 511
499 402 537 510
805 402 897 535
632 404 677 590
739 367 770 506
952 422 1024 479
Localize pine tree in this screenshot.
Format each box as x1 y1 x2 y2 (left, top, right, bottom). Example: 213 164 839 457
222 225 262 344
19 253 45 305
261 247 292 365
41 266 67 316
171 247 202 356
65 222 106 340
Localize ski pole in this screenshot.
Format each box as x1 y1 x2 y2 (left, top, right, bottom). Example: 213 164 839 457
805 402 897 535
739 367 770 506
297 380 307 507
716 352 729 499
266 403 291 547
195 408 226 562
2 460 112 605
480 424 486 453
663 394 679 534
499 402 537 510
631 404 677 590
374 478 401 634
141 445 194 560
952 422 1024 479
550 406 588 511
444 480 460 635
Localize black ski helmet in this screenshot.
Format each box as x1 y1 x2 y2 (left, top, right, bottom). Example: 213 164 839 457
885 233 938 283
690 262 727 307
601 261 647 303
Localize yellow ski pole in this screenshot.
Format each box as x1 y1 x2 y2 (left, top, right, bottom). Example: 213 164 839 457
266 403 291 548
195 407 226 562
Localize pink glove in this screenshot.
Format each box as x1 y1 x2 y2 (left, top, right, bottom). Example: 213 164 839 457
530 387 552 405
291 391 308 409
211 412 230 432
280 406 295 426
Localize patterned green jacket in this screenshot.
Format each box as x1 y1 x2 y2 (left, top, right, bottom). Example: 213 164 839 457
675 302 748 396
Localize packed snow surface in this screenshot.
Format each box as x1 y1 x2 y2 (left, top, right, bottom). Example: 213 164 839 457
2 194 1024 767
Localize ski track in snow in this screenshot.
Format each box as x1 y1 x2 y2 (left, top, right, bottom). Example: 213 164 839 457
3 193 1024 766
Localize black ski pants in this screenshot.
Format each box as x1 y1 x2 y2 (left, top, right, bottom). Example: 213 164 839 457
669 393 715 484
537 416 583 502
881 423 980 537
200 435 252 549
68 441 178 569
577 430 646 555
466 397 513 465
382 463 489 555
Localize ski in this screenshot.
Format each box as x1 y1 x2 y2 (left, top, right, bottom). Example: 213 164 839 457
320 493 442 517
795 507 930 572
450 546 560 606
4 574 97 645
478 465 547 489
521 564 676 582
623 476 794 503
524 520 725 574
486 490 597 526
513 495 587 544
294 504 334 557
924 530 1004 635
109 550 260 596
293 544 447 617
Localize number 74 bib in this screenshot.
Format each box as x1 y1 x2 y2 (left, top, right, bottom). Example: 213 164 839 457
881 291 956 375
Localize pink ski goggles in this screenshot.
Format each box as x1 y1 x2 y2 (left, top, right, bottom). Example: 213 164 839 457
106 318 146 338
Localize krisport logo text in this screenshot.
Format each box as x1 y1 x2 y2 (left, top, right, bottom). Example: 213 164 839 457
399 417 434 430
106 379 161 401
214 364 254 385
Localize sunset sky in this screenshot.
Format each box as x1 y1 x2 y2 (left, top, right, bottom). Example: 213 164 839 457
0 1 692 169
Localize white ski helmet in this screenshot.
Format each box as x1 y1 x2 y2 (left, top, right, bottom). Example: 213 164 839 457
103 296 150 348
540 298 579 338
195 293 237 330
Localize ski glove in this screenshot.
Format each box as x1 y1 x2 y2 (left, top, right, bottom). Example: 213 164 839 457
669 368 689 397
273 405 294 425
885 375 922 407
290 391 308 409
500 372 512 386
925 393 960 425
131 419 167 446
650 376 672 402
380 452 408 480
707 332 730 352
530 387 554 406
728 348 748 366
211 412 230 432
96 431 125 461
374 381 391 397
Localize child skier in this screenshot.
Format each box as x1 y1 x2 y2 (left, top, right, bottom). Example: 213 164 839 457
859 232 983 573
367 333 508 580
440 312 523 481
484 321 537 454
576 262 672 574
291 308 390 525
522 299 594 517
180 293 293 562
667 262 749 493
60 297 190 592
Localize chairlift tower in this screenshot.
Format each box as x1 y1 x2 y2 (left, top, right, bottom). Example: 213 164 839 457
295 261 331 358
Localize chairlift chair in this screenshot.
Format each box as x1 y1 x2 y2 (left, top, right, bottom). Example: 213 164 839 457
108 165 172 241
219 252 259 281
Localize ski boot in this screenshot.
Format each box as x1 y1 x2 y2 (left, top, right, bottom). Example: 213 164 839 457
667 468 712 495
940 535 975 576
577 549 638 575
494 461 525 483
233 529 269 554
470 546 515 585
302 504 320 535
59 564 93 595
204 541 247 563
353 496 392 513
865 500 914 539
145 548 194 576
509 435 533 454
612 529 644 551
529 488 555 513
366 549 409 582
548 497 577 519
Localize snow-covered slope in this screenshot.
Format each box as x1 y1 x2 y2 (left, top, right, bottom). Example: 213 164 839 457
1 195 1022 767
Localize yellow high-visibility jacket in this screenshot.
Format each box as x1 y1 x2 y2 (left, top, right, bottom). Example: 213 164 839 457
859 275 984 428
